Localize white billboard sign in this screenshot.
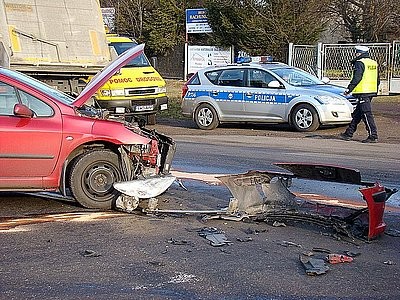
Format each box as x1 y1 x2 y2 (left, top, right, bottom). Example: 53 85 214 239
186 45 233 76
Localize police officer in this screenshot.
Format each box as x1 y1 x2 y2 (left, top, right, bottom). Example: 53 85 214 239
340 45 380 143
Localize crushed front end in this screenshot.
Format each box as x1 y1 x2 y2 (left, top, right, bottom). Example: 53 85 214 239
114 123 176 212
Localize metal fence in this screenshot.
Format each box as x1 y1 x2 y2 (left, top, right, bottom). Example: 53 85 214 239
289 42 400 94
151 45 185 79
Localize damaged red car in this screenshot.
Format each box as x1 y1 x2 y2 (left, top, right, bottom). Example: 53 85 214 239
0 44 175 209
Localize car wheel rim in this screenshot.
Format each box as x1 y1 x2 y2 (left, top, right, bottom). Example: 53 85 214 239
83 163 118 197
295 108 312 129
198 107 213 127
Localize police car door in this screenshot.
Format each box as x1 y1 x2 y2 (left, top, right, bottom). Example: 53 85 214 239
209 68 245 120
242 68 287 121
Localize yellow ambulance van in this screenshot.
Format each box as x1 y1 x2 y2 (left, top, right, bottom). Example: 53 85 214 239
94 34 168 124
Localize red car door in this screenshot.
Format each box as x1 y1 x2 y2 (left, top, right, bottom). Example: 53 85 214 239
0 81 62 188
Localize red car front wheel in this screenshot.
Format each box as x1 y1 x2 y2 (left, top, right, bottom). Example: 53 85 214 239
69 150 121 209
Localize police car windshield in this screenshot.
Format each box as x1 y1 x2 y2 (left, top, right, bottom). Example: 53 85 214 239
110 42 150 67
273 67 324 86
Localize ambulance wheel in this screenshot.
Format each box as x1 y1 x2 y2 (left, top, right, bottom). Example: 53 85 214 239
69 150 121 209
194 103 219 130
291 104 320 132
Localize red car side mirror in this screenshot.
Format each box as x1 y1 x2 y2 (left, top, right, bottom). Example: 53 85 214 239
14 103 34 118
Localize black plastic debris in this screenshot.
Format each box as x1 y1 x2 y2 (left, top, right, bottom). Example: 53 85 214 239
81 250 101 257
299 255 329 275
198 227 231 247
167 238 192 245
236 237 253 242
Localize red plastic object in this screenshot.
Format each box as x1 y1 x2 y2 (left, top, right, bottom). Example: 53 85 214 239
327 254 353 264
360 182 387 239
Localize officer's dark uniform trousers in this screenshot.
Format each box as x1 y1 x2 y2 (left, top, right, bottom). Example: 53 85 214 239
345 96 378 139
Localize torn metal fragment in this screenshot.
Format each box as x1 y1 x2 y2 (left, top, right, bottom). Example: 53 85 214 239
300 255 329 275
198 227 230 247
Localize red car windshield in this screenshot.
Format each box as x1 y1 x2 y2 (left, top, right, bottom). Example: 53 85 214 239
0 68 75 105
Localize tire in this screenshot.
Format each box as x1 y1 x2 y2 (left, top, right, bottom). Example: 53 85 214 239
69 150 121 209
194 103 219 130
291 104 320 132
147 113 156 125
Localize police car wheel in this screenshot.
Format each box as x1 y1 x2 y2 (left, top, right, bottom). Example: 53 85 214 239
291 103 320 132
194 103 219 130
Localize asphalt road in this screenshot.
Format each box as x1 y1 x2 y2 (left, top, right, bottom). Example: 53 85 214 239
1 120 400 300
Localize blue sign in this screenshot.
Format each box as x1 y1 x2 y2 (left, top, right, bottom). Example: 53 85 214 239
185 8 212 34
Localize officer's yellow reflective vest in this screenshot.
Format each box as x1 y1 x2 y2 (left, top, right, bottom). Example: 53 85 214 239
352 58 378 94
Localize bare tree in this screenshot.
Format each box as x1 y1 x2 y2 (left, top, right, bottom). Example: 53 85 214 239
329 0 400 42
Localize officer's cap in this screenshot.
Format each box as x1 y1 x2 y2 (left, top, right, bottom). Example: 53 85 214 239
355 45 369 53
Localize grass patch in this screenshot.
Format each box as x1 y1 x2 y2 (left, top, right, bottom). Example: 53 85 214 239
375 95 400 102
160 79 188 119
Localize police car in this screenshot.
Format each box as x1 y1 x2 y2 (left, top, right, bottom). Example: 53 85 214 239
181 61 354 131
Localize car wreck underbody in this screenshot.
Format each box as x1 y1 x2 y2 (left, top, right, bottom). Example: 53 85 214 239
114 163 397 241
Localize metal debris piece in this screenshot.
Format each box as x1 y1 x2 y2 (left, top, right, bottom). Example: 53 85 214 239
299 255 329 276
167 238 192 245
81 250 101 257
302 251 314 257
272 221 286 227
278 240 302 248
241 228 266 235
312 247 331 254
236 237 253 242
198 227 231 247
175 178 188 191
327 254 354 264
217 164 398 240
344 251 361 257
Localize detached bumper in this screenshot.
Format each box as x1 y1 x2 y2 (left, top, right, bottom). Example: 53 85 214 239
218 163 397 240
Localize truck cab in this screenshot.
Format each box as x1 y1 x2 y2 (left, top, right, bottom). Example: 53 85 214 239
93 35 168 124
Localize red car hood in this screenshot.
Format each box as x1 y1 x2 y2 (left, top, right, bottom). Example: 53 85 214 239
72 43 145 107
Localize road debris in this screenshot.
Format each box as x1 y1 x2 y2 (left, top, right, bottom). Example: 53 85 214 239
383 260 395 265
217 163 398 240
167 238 192 246
277 240 302 248
81 250 101 257
272 221 286 227
327 253 354 264
344 250 361 257
197 227 231 247
236 237 253 242
312 247 332 254
299 255 329 276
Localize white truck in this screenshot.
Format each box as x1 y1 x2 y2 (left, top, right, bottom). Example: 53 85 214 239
0 0 110 94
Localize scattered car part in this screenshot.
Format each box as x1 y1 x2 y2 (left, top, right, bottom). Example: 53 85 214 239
198 227 231 247
299 255 330 276
327 254 353 264
217 163 398 240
